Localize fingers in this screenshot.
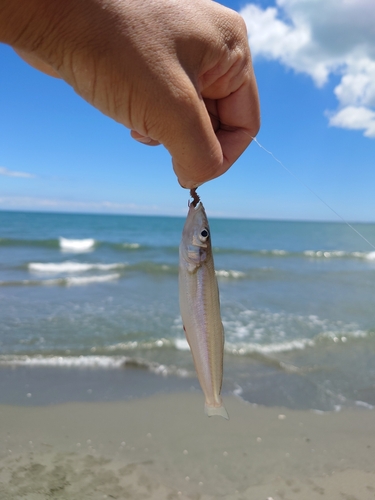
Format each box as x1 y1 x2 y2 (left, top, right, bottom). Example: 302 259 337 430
213 72 261 166
14 49 61 78
8 0 260 190
166 73 260 189
168 8 260 188
130 130 161 146
161 86 228 189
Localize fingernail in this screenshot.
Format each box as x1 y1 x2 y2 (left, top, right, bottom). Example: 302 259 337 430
135 136 152 144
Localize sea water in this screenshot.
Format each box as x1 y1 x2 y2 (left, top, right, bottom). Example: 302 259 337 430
1 210 375 411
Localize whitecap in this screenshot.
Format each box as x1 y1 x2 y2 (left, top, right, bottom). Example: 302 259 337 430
0 355 191 378
215 269 245 279
355 400 374 410
225 338 314 355
304 250 316 257
59 237 96 252
29 261 126 273
0 275 120 287
65 273 120 286
304 249 375 260
0 355 126 369
271 249 288 255
103 338 173 352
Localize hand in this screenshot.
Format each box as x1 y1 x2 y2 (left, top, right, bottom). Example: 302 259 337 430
1 0 260 188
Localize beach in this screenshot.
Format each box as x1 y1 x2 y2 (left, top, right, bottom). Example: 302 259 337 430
1 385 375 500
1 210 375 498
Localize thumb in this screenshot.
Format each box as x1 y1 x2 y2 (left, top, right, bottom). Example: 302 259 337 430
14 49 61 78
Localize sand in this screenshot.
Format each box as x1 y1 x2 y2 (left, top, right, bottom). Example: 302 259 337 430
1 392 375 499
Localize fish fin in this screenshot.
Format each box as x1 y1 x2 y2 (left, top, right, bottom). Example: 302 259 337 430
204 403 229 420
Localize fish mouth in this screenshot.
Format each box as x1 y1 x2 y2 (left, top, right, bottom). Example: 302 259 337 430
189 201 202 211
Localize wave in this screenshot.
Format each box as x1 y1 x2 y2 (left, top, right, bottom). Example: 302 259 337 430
221 307 370 343
2 235 375 261
28 261 127 273
122 242 141 249
215 247 375 260
0 237 145 252
3 261 179 286
0 344 308 375
0 354 191 377
0 273 120 287
4 263 257 287
59 237 96 252
0 323 372 389
303 250 375 260
97 323 371 358
224 338 315 355
64 274 120 285
215 269 246 279
172 335 316 356
1 330 370 379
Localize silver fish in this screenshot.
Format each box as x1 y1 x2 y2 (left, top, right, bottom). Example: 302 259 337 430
179 190 228 419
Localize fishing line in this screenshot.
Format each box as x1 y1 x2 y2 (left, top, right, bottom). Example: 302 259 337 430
250 135 375 250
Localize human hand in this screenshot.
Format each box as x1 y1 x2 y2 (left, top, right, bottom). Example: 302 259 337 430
1 0 260 188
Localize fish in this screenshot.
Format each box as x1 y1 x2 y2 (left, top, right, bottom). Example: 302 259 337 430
179 190 228 419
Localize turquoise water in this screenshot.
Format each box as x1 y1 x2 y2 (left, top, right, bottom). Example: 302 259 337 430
1 209 375 410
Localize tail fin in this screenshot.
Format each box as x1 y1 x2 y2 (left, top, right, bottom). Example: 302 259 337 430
204 403 229 420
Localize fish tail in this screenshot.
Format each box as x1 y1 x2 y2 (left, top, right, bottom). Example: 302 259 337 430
204 402 229 420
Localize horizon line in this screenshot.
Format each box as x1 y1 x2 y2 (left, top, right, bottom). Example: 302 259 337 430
1 207 374 225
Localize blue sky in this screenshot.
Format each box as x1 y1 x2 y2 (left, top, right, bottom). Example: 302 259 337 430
1 0 375 221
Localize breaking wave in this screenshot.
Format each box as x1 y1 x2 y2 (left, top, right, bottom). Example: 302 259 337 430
28 261 127 273
59 237 96 252
215 269 246 279
0 354 191 377
2 236 375 261
0 274 121 287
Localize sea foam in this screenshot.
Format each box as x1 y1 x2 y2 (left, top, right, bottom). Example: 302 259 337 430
0 355 190 377
59 237 96 252
0 274 120 287
29 261 126 273
0 355 126 369
215 269 245 279
65 274 120 285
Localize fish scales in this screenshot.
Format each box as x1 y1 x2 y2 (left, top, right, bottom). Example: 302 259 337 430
179 196 228 419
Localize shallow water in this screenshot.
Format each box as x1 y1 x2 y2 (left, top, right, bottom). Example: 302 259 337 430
1 209 375 411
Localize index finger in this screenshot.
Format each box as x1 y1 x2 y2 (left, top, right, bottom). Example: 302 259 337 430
207 72 260 178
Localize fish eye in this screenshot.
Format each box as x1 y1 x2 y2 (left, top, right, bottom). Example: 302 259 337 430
199 228 209 242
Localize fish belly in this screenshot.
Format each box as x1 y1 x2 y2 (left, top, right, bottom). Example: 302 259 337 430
179 257 228 419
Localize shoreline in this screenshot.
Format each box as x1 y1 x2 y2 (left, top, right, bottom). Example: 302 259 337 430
1 361 374 412
1 391 375 499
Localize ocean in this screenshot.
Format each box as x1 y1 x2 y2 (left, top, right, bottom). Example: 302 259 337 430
1 209 375 412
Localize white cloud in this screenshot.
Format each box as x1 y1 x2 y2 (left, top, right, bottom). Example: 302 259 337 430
0 166 34 178
240 0 375 137
327 106 375 138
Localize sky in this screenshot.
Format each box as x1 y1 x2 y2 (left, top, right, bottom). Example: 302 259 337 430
1 0 375 221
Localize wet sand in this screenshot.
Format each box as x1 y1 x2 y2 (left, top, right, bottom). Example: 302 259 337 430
1 392 375 499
